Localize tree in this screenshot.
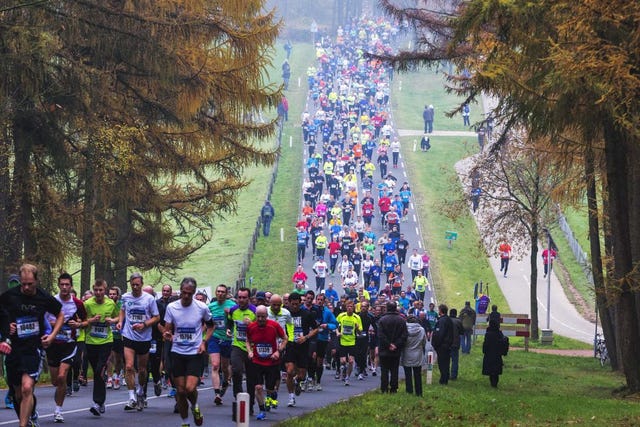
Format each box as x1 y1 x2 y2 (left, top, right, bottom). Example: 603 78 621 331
377 0 640 391
0 0 281 291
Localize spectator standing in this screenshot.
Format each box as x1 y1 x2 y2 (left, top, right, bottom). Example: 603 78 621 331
431 304 454 385
261 200 275 237
377 302 408 393
449 308 464 380
400 315 426 397
459 301 476 354
423 104 434 133
482 318 509 387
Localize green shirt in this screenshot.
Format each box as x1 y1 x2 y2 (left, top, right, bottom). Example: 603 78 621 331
84 297 119 345
208 299 236 340
229 305 257 350
336 312 362 347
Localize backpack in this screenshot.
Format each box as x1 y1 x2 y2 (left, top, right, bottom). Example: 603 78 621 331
501 334 510 356
461 311 473 330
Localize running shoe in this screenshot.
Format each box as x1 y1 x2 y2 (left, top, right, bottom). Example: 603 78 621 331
4 393 13 409
294 379 302 396
315 383 323 391
256 411 266 421
73 380 80 392
344 378 350 386
90 403 101 417
113 377 121 390
287 397 295 407
154 381 162 397
124 398 137 411
99 404 105 414
181 424 190 427
270 396 278 409
53 411 64 423
136 393 145 411
168 387 177 398
192 406 203 426
65 386 72 397
30 410 39 427
358 373 364 380
214 395 223 406
106 378 113 389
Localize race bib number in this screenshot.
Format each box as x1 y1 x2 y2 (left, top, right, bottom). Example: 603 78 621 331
128 308 145 324
56 324 73 342
150 340 157 354
90 322 108 339
293 317 303 337
17 316 39 339
235 322 247 342
213 316 226 329
176 327 196 346
256 343 273 358
342 325 354 336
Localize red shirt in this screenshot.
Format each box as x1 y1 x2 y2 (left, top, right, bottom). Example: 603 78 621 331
378 197 391 213
328 241 341 255
292 271 308 283
247 320 286 366
499 243 511 259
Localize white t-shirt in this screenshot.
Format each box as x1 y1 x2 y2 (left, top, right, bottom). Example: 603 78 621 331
120 292 159 342
164 299 212 355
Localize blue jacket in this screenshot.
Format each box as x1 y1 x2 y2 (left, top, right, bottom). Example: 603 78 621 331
316 307 338 342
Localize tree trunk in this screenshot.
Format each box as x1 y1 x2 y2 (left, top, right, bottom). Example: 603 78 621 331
585 145 617 369
113 194 131 293
80 149 96 294
0 126 11 289
530 222 540 340
604 122 640 392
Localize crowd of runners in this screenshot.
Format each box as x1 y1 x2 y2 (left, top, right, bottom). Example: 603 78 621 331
0 15 484 427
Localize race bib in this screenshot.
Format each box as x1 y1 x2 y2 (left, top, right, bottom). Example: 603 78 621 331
56 324 73 342
342 325 354 336
90 322 108 339
235 322 247 341
16 316 39 339
213 316 226 329
150 340 157 354
176 327 196 346
256 343 273 358
128 308 145 324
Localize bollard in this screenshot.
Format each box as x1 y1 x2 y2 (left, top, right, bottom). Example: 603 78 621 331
290 136 293 147
298 76 301 87
280 228 284 242
426 351 433 385
413 139 417 152
236 392 250 426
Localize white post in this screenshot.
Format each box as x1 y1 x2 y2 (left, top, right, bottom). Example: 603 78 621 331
236 392 250 427
426 351 434 385
413 139 417 152
290 136 293 147
298 76 301 88
280 228 284 242
398 80 402 91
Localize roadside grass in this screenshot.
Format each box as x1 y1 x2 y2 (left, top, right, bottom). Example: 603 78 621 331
275 350 638 427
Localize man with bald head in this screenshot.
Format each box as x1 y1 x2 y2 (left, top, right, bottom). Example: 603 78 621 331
246 306 287 420
266 294 292 409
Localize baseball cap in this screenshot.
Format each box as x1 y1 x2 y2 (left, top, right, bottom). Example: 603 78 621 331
255 291 267 300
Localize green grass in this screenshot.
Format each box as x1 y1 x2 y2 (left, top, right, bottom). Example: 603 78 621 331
275 350 638 427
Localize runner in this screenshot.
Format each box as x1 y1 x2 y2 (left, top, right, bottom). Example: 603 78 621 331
0 264 64 427
335 300 362 386
106 286 124 391
116 272 160 411
266 294 293 410
207 284 235 406
84 279 119 417
163 277 213 427
44 273 87 423
284 292 318 407
245 306 287 421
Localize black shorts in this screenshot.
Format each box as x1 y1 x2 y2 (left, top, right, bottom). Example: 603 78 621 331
248 363 280 391
45 342 77 367
111 337 124 355
315 340 328 360
283 342 309 369
123 337 151 355
338 344 356 359
170 352 204 378
5 347 44 386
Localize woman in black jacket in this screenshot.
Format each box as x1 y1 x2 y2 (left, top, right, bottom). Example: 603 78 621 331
482 318 508 387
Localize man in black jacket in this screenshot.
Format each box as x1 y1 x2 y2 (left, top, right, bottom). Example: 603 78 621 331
376 302 408 393
431 304 454 385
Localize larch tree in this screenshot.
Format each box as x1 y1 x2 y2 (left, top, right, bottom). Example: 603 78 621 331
377 0 640 391
0 0 281 291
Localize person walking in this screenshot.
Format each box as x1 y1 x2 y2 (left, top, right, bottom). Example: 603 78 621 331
482 318 509 387
459 301 476 354
431 304 454 385
376 302 407 393
400 315 426 396
261 200 275 237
